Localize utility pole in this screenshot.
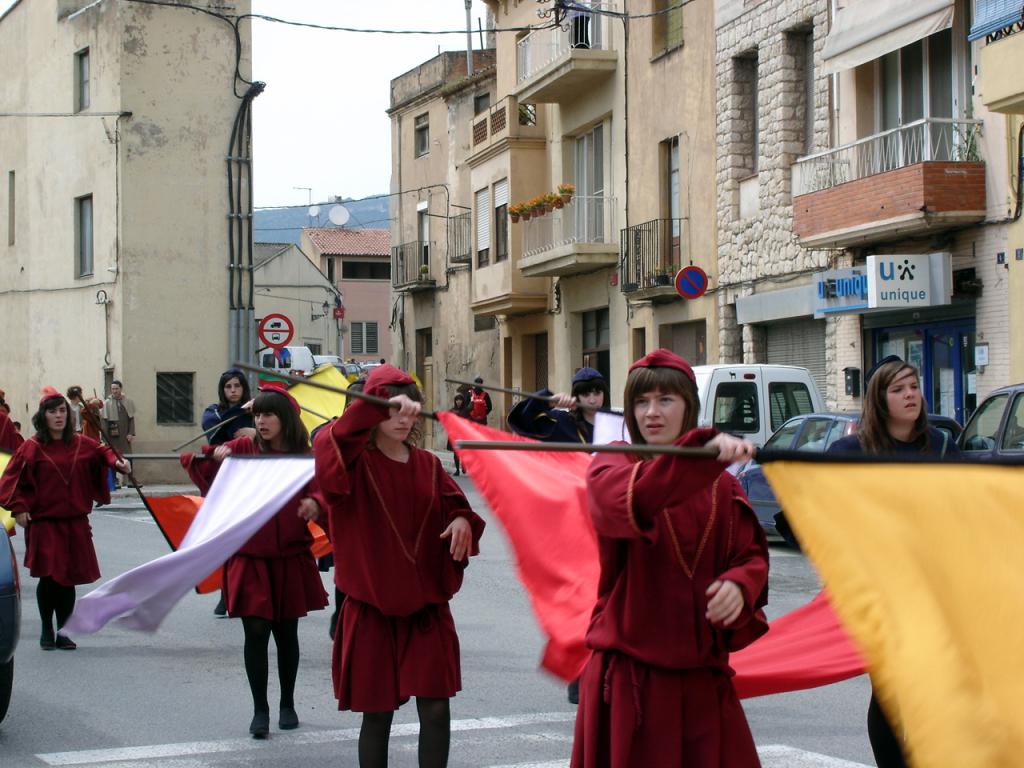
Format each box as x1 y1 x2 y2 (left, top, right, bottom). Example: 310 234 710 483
464 0 474 76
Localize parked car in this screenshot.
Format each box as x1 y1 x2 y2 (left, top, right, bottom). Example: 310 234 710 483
738 411 963 544
0 533 20 724
259 345 317 377
692 364 826 447
959 383 1024 458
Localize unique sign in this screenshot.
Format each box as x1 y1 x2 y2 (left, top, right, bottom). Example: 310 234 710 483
675 266 709 299
812 267 869 317
867 254 932 309
258 313 294 349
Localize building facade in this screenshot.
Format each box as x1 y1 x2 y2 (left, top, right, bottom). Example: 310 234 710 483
299 228 392 364
0 0 252 479
716 0 1013 423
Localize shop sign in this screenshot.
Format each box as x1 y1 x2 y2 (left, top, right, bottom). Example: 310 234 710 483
867 254 940 309
812 267 869 317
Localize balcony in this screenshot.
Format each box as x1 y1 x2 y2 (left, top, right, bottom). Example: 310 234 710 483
514 5 617 104
978 24 1024 113
517 196 619 277
792 118 986 249
391 241 436 292
448 212 472 265
619 218 688 302
468 96 546 165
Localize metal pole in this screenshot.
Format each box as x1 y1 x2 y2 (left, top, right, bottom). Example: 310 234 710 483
465 0 474 76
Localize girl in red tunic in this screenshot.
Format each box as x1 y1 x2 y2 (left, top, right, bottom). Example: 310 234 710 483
181 384 328 739
313 364 485 768
572 349 769 768
0 387 130 650
0 395 24 453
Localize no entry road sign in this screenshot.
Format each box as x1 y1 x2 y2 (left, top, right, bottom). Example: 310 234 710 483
258 313 294 349
675 266 709 300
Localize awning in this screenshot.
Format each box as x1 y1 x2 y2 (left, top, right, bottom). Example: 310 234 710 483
822 0 954 75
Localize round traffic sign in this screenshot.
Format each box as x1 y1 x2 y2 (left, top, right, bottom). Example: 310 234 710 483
675 266 709 300
258 313 294 349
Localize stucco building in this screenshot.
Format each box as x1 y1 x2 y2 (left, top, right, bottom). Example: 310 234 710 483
0 0 253 478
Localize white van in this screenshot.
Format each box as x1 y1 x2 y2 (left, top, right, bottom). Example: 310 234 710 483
259 345 317 377
693 364 824 447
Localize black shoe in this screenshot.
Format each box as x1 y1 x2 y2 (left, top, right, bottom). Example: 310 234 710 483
56 634 77 651
249 710 270 739
214 595 227 617
278 706 299 730
40 630 56 651
453 468 460 476
567 678 580 705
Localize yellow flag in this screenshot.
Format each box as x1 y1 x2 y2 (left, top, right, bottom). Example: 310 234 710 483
288 364 348 435
0 451 13 534
762 460 1024 768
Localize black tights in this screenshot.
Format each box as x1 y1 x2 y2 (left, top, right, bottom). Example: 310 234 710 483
37 577 76 637
868 692 907 768
241 617 300 713
358 697 450 768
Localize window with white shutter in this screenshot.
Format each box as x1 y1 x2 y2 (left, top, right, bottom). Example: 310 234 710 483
493 179 509 263
351 322 364 354
475 187 490 267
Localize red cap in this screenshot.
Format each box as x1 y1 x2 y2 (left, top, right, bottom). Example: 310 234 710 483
628 348 696 383
257 382 301 414
365 364 416 399
39 386 63 405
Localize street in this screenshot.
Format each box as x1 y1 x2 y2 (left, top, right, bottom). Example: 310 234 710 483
1 476 875 768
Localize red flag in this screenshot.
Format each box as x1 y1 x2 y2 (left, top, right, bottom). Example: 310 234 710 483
438 413 866 694
144 495 330 594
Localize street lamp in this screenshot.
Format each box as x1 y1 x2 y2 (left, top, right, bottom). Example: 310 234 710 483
311 300 330 321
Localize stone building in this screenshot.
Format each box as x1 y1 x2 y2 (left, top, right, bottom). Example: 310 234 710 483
388 49 500 447
716 0 1012 422
0 0 252 479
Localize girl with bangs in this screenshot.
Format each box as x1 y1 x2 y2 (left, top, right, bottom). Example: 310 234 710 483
572 349 769 768
827 356 959 768
0 387 131 651
181 383 328 739
313 364 485 768
507 367 611 444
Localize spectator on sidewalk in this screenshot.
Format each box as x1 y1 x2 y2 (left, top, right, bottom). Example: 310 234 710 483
102 381 136 487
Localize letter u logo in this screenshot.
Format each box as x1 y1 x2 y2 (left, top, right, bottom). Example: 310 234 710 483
879 261 895 281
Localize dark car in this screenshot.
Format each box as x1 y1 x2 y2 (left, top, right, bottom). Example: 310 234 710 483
738 411 963 545
959 383 1024 458
0 533 19 723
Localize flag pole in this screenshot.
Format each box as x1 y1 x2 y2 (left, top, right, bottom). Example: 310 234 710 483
454 439 721 458
171 413 243 452
444 377 608 412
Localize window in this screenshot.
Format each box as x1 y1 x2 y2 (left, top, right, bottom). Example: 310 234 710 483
794 418 833 451
350 321 379 355
653 0 683 53
475 187 490 267
156 372 194 424
493 178 509 263
473 92 491 115
663 136 681 260
574 124 605 241
767 382 814 431
326 257 336 283
75 48 90 112
764 419 803 450
7 171 13 246
341 261 390 280
474 315 497 332
414 113 429 157
787 30 815 156
418 209 430 266
712 382 760 434
581 308 610 380
961 394 1007 451
75 194 93 277
1000 395 1024 451
307 342 322 356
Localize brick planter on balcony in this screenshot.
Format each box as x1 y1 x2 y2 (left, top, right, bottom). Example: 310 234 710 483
793 162 986 249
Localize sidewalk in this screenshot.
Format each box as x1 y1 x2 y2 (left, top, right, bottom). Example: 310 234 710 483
117 449 461 499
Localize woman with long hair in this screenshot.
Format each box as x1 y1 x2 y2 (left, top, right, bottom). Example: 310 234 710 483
507 367 611 444
572 349 767 767
313 364 486 768
181 384 328 738
202 369 256 446
0 387 131 650
827 355 959 767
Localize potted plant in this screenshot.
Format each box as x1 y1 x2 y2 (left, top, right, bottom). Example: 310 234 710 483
520 201 532 221
557 183 575 204
548 192 564 210
419 264 430 280
509 203 523 223
654 267 673 286
529 196 546 217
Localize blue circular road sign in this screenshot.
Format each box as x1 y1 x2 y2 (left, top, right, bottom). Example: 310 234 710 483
675 266 709 299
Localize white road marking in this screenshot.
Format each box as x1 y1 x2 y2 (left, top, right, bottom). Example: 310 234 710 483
758 744 871 767
94 512 155 525
36 712 577 766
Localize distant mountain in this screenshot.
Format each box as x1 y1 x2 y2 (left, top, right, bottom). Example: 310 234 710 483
253 196 391 245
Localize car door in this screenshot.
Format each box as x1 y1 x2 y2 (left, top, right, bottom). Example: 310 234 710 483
740 417 803 528
996 393 1024 456
959 392 1010 458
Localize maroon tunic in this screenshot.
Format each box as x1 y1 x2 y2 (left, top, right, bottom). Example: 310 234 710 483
572 428 769 768
181 436 328 621
0 435 116 585
314 399 485 712
0 410 24 453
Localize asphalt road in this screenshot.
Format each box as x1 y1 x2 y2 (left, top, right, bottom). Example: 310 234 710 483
0 476 876 767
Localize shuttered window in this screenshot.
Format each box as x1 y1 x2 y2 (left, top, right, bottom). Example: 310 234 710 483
475 187 490 267
765 319 827 397
493 179 509 262
350 322 378 355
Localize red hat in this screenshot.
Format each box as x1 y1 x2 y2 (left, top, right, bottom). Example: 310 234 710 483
39 386 64 405
257 382 301 414
365 364 416 399
628 348 696 383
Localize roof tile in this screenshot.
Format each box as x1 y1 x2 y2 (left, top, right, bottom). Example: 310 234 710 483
304 228 389 256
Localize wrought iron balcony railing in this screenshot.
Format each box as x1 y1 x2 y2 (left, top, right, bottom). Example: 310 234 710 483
792 117 984 197
618 218 688 293
391 240 432 288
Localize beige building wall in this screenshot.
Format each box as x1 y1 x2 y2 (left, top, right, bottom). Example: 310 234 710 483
0 0 250 479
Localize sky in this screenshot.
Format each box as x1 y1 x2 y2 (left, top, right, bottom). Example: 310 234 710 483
1 0 492 208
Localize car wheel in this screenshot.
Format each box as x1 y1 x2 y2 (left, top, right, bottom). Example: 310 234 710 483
774 512 802 551
0 658 12 724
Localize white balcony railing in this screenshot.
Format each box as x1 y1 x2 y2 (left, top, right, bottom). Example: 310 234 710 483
792 117 984 196
516 3 612 83
522 195 617 257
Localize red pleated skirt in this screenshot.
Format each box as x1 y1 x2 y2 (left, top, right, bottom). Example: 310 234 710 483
571 650 761 768
25 516 100 586
332 597 462 712
224 550 328 621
